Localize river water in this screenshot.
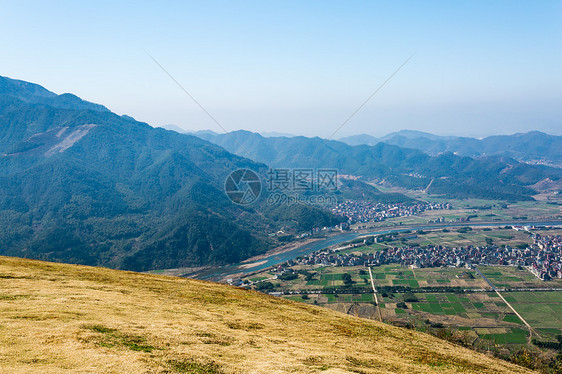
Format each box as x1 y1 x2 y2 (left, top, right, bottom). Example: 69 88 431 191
195 220 562 281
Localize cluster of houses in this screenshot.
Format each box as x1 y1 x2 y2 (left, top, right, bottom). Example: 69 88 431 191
284 233 562 281
294 223 350 239
426 215 474 224
529 233 562 280
331 201 451 224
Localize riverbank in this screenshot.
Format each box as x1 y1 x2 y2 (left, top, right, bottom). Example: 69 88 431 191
152 219 562 281
195 219 562 282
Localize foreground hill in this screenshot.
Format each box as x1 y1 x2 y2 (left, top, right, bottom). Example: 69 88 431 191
0 256 530 373
196 130 562 201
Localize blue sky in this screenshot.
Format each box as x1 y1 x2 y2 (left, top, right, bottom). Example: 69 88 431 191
1 1 561 137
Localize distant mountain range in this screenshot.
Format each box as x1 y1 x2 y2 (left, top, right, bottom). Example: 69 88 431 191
340 129 562 166
167 126 562 168
161 127 296 139
0 76 342 271
196 130 562 201
3 75 559 271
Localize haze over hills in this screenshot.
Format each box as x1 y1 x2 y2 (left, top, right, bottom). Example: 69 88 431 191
340 130 562 166
0 75 340 271
0 255 531 373
196 130 562 201
2 2 561 373
163 125 562 168
1 74 560 274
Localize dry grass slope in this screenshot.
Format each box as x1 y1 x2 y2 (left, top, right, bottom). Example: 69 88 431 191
0 256 532 373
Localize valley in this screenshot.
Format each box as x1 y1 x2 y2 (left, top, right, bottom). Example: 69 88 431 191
2 2 561 373
237 222 562 370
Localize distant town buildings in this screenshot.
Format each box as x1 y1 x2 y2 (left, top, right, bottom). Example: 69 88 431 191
530 233 562 280
331 201 451 224
283 233 562 281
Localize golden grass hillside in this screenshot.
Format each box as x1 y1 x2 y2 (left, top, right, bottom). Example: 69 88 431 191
0 256 532 373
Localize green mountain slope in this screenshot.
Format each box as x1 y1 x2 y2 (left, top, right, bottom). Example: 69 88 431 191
197 130 562 200
340 130 562 166
0 76 338 271
0 75 109 113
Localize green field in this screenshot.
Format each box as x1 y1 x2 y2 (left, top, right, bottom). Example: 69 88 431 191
267 264 562 353
242 225 562 356
507 292 562 328
479 328 529 345
478 266 562 289
350 189 561 231
397 292 507 320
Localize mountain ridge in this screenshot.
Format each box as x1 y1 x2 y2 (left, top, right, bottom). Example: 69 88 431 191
0 75 110 112
0 75 339 271
195 130 561 201
340 129 562 166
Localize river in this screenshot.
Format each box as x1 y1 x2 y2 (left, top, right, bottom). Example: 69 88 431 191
195 220 562 281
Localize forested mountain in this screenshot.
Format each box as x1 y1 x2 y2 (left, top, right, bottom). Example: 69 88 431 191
0 76 110 113
0 76 339 271
340 129 562 166
3 75 557 272
196 130 562 201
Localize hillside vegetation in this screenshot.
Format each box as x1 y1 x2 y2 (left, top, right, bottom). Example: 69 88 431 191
340 130 562 166
0 75 339 271
197 130 562 201
0 256 531 373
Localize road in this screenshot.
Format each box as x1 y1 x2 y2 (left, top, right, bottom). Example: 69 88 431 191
356 219 562 236
473 267 497 291
368 267 382 322
474 266 539 339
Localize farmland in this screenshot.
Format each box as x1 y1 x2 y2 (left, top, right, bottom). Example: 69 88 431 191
352 188 562 231
240 227 562 358
243 263 562 348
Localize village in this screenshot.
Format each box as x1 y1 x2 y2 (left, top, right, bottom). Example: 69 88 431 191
281 231 562 281
330 200 452 223
293 200 452 238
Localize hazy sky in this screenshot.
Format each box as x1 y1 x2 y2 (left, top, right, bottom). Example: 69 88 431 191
1 1 561 138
